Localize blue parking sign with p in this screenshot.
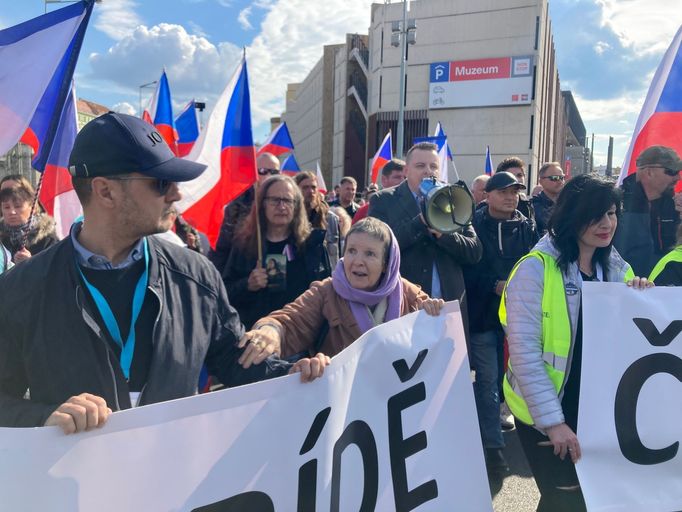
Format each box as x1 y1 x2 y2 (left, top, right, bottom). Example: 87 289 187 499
430 62 449 83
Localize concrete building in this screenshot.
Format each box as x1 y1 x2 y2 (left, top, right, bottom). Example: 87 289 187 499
282 35 369 189
76 98 109 131
366 0 573 187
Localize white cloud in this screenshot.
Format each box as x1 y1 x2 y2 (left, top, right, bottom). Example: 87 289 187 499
245 0 374 128
594 41 611 55
187 21 208 38
112 101 137 116
89 24 241 105
238 7 253 30
93 0 143 40
572 91 643 122
596 0 681 56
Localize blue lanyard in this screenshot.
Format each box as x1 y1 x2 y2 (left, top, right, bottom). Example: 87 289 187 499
77 239 150 380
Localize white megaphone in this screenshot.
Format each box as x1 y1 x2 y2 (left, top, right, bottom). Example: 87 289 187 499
419 177 475 234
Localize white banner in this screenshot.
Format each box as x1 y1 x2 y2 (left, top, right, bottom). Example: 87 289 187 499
0 302 491 511
579 283 682 512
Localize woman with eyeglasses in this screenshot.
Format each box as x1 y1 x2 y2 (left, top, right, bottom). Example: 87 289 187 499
500 174 652 511
0 184 58 264
531 162 566 236
222 175 332 329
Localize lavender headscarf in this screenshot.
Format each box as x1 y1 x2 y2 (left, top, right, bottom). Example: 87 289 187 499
332 227 402 334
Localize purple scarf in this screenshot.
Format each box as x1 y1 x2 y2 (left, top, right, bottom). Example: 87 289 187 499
332 231 402 334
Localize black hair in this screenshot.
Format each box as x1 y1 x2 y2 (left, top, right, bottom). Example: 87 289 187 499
496 157 525 174
381 158 406 177
548 174 622 277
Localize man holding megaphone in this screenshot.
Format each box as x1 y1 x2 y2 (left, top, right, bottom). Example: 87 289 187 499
368 142 482 337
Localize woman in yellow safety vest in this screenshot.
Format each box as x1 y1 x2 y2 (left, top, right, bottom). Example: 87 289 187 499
650 224 682 285
500 174 651 511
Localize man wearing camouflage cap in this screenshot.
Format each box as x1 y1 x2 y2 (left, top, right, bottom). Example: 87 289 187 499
614 145 682 276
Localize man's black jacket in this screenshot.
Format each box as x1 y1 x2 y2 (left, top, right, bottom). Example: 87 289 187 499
368 180 482 336
464 205 538 333
0 236 290 428
613 174 679 276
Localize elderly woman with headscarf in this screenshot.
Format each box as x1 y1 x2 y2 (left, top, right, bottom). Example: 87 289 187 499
237 217 444 367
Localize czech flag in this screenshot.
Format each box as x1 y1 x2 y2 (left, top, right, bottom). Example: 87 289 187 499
175 100 200 157
370 132 392 184
143 69 179 155
434 122 458 181
258 122 294 156
37 84 82 239
485 145 494 175
177 55 257 248
281 153 300 175
618 26 682 189
316 161 327 194
1 1 93 162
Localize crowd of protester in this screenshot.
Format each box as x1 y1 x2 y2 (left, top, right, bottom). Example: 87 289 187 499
1 111 681 511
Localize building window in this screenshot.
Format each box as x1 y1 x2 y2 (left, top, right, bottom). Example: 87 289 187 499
380 29 384 63
531 65 537 100
379 75 383 108
534 16 540 50
529 115 534 149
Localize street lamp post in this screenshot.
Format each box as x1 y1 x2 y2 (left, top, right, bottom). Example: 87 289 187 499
391 1 417 157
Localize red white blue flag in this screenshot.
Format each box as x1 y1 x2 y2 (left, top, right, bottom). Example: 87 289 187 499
37 84 82 238
178 55 257 247
175 99 200 158
316 161 327 194
485 145 494 175
371 132 392 184
1 1 93 166
258 122 294 156
434 122 458 181
619 27 682 187
143 70 179 155
281 153 300 175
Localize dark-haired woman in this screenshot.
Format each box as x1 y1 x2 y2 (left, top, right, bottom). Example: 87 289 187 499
222 175 331 329
500 174 652 511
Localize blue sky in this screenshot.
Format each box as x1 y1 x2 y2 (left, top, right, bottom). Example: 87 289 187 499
1 0 680 167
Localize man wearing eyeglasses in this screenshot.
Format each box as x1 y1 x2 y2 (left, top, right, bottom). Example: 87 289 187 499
0 113 327 433
208 152 281 274
614 145 682 276
531 162 566 236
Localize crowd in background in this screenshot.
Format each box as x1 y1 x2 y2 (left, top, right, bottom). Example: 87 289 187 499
1 112 681 512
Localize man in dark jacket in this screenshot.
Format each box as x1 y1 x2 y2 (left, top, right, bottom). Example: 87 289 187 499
613 145 682 276
368 142 482 336
464 171 538 474
496 156 535 223
531 161 565 236
0 114 326 433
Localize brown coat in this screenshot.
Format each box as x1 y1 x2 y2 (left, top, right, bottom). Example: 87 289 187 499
256 277 429 358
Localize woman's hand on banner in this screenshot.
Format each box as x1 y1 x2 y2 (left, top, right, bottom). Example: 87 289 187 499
626 276 655 290
44 393 111 435
417 297 445 316
289 353 331 382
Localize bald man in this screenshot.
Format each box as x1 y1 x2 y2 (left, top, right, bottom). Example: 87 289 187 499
208 152 281 273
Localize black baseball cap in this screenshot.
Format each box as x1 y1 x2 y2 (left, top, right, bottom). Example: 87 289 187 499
485 171 525 192
68 112 207 181
635 145 682 171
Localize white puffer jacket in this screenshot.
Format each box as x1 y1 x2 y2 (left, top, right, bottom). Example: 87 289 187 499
502 235 631 430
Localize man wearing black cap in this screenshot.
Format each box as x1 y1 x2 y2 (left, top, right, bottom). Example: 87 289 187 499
463 171 538 475
614 145 682 276
0 113 327 433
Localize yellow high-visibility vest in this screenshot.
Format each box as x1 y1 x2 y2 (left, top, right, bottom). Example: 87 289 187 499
649 246 682 283
499 250 633 425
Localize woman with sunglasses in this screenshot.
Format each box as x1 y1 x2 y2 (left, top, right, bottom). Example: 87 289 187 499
500 174 652 511
531 162 566 236
222 175 332 329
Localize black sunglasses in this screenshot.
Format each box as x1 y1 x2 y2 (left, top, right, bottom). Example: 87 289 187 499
644 165 680 177
258 168 280 176
107 176 173 195
542 175 566 182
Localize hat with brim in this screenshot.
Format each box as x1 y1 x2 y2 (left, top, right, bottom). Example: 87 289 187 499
636 145 682 172
69 112 207 181
485 171 525 192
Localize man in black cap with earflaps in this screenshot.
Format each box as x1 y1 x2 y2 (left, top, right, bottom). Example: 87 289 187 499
0 113 329 434
614 145 682 276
